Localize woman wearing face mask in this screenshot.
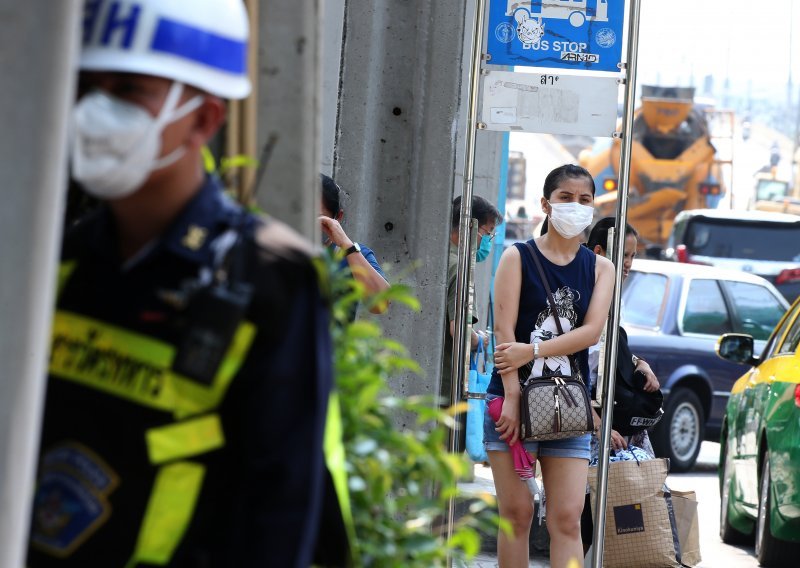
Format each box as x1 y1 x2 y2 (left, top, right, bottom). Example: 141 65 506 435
320 174 390 315
580 217 661 556
488 164 614 567
585 216 660 453
441 195 503 450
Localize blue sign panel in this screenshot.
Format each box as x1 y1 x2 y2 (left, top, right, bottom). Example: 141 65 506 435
487 1 625 72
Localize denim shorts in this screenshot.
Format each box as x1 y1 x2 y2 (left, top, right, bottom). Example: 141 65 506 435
483 393 591 460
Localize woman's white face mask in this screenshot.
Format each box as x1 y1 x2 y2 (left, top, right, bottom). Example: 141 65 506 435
70 81 204 200
547 201 595 239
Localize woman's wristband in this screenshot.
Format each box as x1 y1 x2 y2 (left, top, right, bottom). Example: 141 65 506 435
532 342 540 361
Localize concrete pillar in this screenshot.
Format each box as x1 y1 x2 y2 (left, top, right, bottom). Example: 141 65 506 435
255 0 321 241
331 0 503 397
0 1 82 563
321 0 346 175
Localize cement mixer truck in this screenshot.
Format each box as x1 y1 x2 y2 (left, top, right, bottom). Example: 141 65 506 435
578 86 729 248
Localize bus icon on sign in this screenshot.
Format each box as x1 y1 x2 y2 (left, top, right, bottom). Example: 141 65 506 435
506 0 609 28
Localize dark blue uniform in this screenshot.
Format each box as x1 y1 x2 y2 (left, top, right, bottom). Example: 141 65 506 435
28 177 332 567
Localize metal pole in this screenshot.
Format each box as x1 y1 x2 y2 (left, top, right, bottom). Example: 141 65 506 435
446 0 487 554
0 1 82 564
591 0 642 566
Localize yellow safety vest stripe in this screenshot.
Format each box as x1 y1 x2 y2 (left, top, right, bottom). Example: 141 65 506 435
323 392 357 561
146 414 225 465
125 462 206 567
49 310 256 419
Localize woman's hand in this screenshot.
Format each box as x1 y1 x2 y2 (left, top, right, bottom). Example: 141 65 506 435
470 330 489 350
319 215 352 249
636 360 660 392
494 395 521 446
593 410 627 451
610 429 628 452
493 342 533 375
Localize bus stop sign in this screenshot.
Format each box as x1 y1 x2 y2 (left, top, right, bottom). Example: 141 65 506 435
488 1 625 72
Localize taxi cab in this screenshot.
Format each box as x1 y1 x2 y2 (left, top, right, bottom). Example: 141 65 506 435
716 296 800 565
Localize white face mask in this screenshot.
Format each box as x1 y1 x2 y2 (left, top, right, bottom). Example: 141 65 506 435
547 201 595 239
70 82 204 200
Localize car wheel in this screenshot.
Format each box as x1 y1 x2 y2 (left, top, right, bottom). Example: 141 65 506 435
720 433 751 544
651 388 704 473
756 452 800 565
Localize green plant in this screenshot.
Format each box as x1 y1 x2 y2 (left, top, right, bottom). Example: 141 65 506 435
322 252 501 567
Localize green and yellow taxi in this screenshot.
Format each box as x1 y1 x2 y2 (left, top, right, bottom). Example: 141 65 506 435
716 295 800 565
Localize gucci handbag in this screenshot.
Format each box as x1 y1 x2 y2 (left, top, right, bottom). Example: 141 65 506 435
519 242 594 441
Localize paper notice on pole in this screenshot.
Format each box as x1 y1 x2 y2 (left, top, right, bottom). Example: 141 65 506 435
479 70 620 137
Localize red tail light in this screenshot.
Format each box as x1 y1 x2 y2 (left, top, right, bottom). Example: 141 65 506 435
699 182 721 195
795 384 800 408
675 244 710 265
776 268 800 285
676 244 689 263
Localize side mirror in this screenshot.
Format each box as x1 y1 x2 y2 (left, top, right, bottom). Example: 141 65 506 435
716 333 759 366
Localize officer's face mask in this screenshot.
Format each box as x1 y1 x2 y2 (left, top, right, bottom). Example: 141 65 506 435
70 81 204 200
547 201 594 239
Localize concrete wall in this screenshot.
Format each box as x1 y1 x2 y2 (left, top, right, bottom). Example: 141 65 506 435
329 0 504 397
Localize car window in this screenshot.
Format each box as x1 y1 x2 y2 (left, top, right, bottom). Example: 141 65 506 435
760 306 796 360
682 279 732 335
776 308 800 355
685 219 800 262
621 271 668 328
725 281 787 341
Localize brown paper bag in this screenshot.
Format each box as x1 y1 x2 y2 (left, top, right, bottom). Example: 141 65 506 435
588 458 682 568
670 490 701 567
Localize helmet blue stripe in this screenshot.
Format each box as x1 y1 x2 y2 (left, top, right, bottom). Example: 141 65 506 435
151 18 247 75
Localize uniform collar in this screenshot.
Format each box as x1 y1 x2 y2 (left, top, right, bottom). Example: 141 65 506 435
88 176 246 268
161 175 245 265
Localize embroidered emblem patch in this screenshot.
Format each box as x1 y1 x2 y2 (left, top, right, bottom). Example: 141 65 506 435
182 225 208 250
31 443 119 558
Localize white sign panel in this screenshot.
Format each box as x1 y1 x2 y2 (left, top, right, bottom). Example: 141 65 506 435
479 70 620 137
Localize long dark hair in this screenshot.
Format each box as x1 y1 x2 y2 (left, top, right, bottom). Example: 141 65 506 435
543 164 595 199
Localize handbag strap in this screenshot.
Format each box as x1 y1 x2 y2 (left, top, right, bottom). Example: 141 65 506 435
522 241 580 379
524 241 564 335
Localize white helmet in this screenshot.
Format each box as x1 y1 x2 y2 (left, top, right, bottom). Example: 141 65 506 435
79 0 250 99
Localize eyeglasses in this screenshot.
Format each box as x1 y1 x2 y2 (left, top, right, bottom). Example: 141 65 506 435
479 228 497 241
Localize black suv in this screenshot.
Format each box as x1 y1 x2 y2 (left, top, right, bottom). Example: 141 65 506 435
665 209 800 303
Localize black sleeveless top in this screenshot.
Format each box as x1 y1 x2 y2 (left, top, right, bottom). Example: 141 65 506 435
487 240 597 396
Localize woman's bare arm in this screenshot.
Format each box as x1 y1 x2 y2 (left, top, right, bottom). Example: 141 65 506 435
493 255 615 374
491 246 525 445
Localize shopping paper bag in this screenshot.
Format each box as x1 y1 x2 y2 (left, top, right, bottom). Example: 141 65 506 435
671 490 701 567
588 458 683 567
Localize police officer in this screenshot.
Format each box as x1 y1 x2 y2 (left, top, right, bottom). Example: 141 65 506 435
27 1 333 566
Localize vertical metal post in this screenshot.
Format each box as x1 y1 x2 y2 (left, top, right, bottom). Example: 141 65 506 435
446 0 488 554
0 1 82 564
255 0 321 242
591 1 642 566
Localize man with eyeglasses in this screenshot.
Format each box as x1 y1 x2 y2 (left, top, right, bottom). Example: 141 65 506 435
440 195 503 452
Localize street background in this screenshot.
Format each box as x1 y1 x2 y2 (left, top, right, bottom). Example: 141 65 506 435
462 121 792 566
